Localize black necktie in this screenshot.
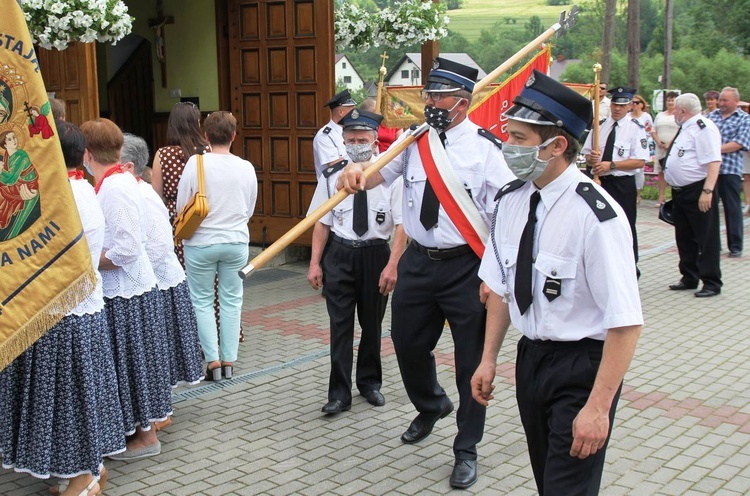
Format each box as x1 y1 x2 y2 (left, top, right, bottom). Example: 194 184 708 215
420 132 447 231
661 127 682 172
601 121 618 162
353 190 368 236
515 191 541 315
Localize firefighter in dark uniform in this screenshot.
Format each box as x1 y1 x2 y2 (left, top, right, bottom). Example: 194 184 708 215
472 70 644 496
664 93 723 297
307 109 407 415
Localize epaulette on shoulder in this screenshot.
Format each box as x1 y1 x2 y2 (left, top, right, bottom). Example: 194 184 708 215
599 118 607 126
575 182 617 221
323 126 332 135
408 123 419 131
494 179 525 201
478 128 503 149
631 118 645 129
697 119 706 129
322 159 348 178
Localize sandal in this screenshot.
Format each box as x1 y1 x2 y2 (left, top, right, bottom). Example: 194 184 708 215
76 476 100 496
50 467 106 496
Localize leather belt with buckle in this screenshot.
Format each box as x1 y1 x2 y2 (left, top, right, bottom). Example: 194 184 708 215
411 241 473 261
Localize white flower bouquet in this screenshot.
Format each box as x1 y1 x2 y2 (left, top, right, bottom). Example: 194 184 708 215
335 0 449 52
20 0 134 50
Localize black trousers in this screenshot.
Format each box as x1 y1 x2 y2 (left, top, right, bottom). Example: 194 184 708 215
717 174 744 253
673 180 722 291
600 175 638 263
391 243 487 460
516 337 621 496
322 240 389 404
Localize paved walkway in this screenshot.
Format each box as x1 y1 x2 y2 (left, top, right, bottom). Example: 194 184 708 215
2 201 750 495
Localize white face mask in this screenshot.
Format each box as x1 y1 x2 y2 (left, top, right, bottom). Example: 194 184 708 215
346 143 375 163
502 137 557 182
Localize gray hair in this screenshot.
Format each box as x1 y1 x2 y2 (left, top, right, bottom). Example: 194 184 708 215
674 93 702 115
360 99 376 112
721 87 740 101
343 128 378 142
121 133 150 177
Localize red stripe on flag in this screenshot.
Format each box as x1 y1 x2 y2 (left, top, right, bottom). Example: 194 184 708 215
416 134 485 258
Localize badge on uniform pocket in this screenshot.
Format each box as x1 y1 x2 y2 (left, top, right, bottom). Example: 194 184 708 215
640 138 647 149
678 149 684 157
543 277 561 302
376 211 386 224
618 147 625 157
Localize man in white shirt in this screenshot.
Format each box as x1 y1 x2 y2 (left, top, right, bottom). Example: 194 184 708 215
307 108 407 416
313 90 357 178
472 69 643 496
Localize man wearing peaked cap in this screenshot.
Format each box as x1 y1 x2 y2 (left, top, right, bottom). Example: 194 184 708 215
312 89 357 179
583 85 649 274
338 57 515 489
471 69 643 496
307 106 407 417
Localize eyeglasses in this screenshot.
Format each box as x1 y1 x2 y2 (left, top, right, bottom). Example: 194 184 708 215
420 90 459 103
633 101 644 105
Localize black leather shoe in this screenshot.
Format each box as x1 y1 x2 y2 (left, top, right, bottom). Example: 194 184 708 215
363 390 385 406
695 288 720 298
669 281 698 290
450 459 478 489
729 251 742 258
400 401 454 444
321 400 351 414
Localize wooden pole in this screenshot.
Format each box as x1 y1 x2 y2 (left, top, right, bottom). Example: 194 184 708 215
592 62 602 185
238 8 579 278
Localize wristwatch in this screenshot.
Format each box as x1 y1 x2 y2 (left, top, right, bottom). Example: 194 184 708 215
702 188 713 194
609 162 616 170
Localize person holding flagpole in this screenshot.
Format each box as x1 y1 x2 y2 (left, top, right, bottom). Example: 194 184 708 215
338 57 514 489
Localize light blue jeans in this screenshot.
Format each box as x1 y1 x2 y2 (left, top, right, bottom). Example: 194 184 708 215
184 242 248 363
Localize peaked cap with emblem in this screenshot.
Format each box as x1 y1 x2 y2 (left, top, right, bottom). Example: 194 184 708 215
340 108 383 132
324 89 357 109
504 69 593 140
609 86 637 105
423 57 478 93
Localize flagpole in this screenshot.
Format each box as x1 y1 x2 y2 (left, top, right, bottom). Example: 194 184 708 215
592 62 602 185
238 7 580 279
374 51 388 115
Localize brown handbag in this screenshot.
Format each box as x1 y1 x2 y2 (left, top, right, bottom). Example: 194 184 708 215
173 154 209 242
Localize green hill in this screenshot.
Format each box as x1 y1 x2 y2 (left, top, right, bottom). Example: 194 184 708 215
447 0 576 42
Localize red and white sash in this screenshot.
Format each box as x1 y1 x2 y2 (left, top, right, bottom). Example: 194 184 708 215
417 128 489 258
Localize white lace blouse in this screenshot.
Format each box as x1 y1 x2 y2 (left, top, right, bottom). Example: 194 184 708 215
68 177 106 316
137 179 185 289
97 172 157 298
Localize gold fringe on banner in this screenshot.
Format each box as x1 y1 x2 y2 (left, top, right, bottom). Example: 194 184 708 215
0 266 96 371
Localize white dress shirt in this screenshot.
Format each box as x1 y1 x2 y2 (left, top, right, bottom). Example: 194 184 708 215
98 172 158 299
68 177 105 315
308 168 403 241
176 152 258 247
313 119 346 178
379 118 515 249
582 114 650 176
137 179 185 289
664 114 722 187
479 165 643 341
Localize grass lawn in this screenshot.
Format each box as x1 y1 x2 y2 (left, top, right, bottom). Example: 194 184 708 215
447 0 576 42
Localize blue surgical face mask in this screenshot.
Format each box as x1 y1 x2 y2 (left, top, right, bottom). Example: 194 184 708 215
83 161 93 176
502 137 558 182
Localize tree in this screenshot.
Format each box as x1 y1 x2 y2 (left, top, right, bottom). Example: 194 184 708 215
526 16 544 39
601 0 617 82
627 0 640 89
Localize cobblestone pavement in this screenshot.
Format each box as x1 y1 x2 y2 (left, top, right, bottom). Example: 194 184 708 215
2 201 750 495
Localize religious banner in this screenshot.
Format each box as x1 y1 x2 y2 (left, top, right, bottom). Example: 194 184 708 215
0 1 95 371
467 46 551 140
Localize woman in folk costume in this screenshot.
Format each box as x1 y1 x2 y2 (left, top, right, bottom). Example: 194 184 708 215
120 133 204 389
80 118 172 461
0 120 125 496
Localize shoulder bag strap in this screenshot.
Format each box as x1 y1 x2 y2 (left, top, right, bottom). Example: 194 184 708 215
197 154 205 195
